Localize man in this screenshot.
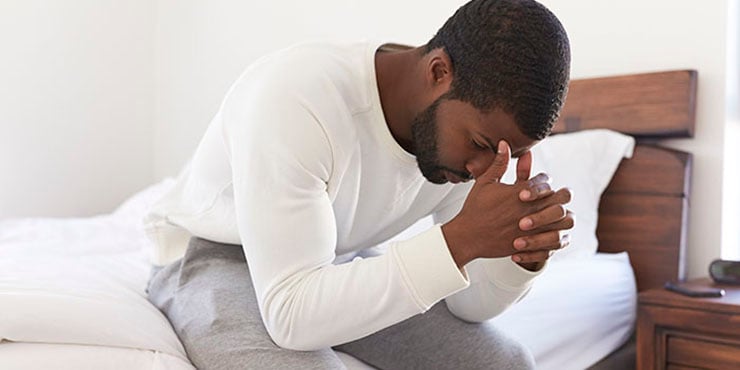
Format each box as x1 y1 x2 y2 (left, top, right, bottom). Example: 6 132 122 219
146 0 572 368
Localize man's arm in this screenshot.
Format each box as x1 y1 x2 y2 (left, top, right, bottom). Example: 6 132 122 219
221 77 471 351
443 141 572 267
437 142 573 322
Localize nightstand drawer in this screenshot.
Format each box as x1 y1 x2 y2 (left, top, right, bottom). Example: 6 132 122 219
637 279 740 370
666 334 740 369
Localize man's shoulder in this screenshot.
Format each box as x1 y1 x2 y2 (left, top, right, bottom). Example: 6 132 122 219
224 41 373 108
245 41 373 82
225 40 383 129
273 40 368 62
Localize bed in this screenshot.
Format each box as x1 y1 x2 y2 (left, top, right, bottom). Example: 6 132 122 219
0 69 695 370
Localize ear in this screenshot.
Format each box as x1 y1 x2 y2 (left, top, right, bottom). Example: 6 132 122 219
425 48 453 96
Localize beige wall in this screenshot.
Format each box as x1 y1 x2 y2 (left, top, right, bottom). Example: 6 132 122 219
0 0 155 218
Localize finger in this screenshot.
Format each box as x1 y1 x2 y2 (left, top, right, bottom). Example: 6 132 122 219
519 173 553 201
513 231 570 252
519 203 567 231
528 172 550 187
520 187 573 221
561 235 571 250
479 140 511 183
515 150 532 184
511 250 553 263
523 210 576 234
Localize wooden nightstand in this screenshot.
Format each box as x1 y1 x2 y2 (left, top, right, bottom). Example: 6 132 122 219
636 278 740 369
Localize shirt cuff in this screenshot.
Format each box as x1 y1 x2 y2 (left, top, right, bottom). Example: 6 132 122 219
481 257 547 290
391 225 470 310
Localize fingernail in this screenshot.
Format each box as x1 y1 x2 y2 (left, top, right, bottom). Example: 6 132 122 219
512 255 521 262
527 175 549 188
520 189 531 200
520 218 533 230
514 239 526 250
531 173 550 184
497 141 506 154
534 183 550 194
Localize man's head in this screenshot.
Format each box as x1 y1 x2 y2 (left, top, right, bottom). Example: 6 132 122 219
410 0 570 184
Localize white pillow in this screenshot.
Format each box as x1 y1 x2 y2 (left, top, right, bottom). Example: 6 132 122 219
502 129 635 260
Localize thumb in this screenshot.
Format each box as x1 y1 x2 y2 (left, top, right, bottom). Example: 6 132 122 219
479 140 511 183
515 150 532 184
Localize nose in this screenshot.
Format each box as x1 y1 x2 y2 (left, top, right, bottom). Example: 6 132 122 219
465 152 495 179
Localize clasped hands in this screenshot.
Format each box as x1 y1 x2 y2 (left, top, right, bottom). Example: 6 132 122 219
442 140 575 271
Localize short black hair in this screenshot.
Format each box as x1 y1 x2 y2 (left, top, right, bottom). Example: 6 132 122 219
426 0 570 140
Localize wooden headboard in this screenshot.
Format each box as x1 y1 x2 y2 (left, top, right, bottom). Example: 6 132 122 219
552 70 696 292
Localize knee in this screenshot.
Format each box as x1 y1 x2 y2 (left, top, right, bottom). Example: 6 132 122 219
468 325 536 370
501 338 536 370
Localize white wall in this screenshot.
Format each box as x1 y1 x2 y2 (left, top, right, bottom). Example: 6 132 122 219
152 0 467 177
0 0 155 218
722 0 740 261
538 0 739 278
3 0 736 277
153 0 738 278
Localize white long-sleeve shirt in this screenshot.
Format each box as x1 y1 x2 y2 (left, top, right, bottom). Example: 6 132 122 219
144 40 543 350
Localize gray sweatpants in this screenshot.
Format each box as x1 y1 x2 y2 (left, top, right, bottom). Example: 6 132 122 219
147 237 535 370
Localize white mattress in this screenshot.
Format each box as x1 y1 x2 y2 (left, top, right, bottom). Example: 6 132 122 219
0 180 636 370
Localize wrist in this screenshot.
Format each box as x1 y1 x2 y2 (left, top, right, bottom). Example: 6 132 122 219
441 221 473 268
516 260 545 272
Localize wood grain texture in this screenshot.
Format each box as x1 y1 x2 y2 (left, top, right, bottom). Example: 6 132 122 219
572 69 697 369
553 70 695 293
604 145 691 197
553 70 697 138
666 365 702 370
597 145 691 291
639 278 740 314
667 335 740 369
637 279 740 370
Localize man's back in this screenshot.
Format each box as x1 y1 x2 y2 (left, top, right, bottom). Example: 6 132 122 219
144 40 480 349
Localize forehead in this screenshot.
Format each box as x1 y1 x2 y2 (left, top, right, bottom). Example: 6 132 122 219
437 99 537 156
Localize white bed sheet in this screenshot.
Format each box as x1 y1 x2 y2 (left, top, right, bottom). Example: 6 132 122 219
0 342 191 370
0 180 635 370
491 251 636 369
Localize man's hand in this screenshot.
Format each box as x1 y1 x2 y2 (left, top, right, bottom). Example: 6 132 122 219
441 141 574 270
510 150 574 271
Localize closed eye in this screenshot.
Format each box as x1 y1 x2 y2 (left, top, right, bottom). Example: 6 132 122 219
471 139 487 150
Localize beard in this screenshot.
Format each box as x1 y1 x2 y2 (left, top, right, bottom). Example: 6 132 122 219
410 97 471 184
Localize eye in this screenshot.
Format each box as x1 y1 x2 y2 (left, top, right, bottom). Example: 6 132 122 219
471 139 487 150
